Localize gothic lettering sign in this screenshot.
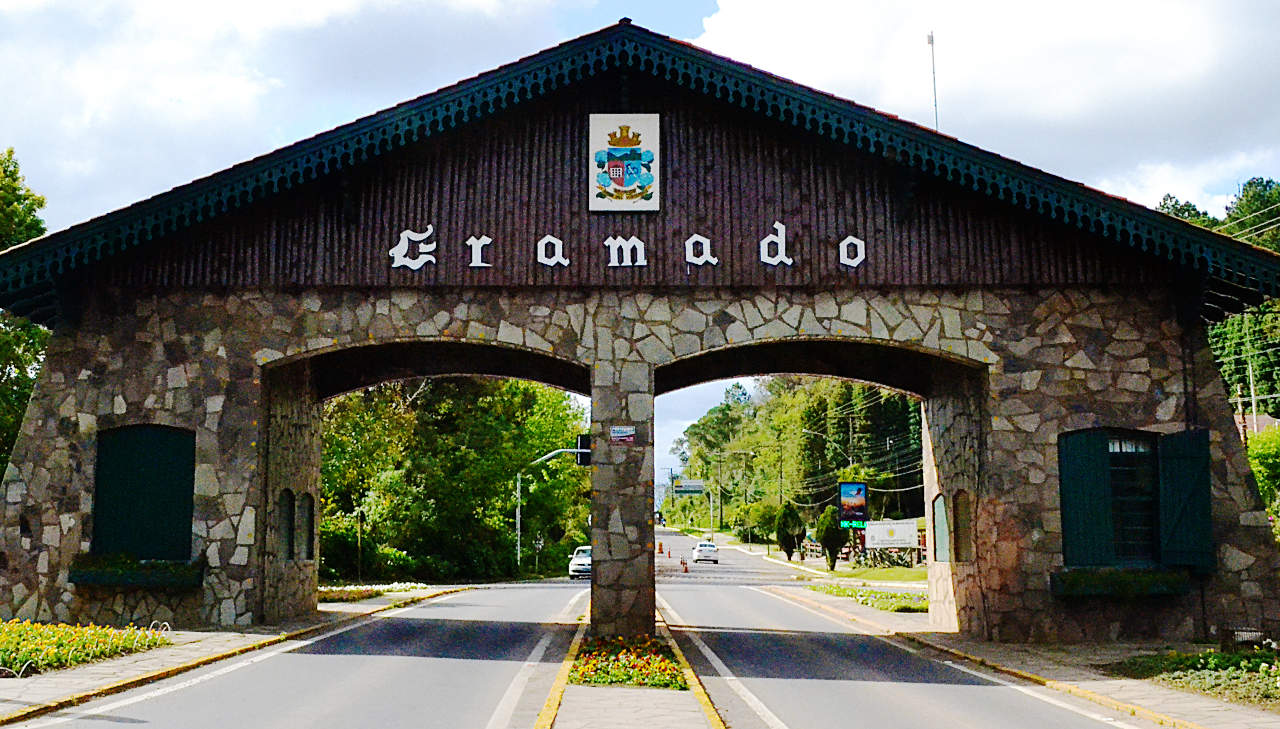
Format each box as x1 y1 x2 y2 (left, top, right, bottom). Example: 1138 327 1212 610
589 114 659 211
386 222 867 273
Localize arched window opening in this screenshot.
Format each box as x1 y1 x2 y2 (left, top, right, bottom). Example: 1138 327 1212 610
931 494 950 563
298 493 315 561
953 490 974 563
278 489 296 561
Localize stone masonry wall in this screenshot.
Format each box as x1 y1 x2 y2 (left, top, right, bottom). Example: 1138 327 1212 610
261 363 320 623
0 284 1273 640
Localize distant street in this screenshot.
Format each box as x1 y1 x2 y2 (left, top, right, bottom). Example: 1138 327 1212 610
655 527 1164 729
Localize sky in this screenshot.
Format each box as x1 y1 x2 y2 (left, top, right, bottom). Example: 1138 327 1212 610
5 0 1279 491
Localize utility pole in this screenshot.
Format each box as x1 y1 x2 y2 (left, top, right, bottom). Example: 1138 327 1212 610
928 31 939 130
516 445 590 571
1249 360 1259 434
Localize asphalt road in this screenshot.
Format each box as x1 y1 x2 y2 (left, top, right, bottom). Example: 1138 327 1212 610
18 531 1164 729
655 527 1163 729
17 584 587 729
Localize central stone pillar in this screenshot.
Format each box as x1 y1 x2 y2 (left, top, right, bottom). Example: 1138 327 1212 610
589 356 656 636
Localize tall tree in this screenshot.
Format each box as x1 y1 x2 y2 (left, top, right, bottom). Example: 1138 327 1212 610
0 149 49 473
1221 178 1280 252
0 148 46 248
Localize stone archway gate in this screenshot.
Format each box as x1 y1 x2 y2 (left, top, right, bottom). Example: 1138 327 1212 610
2 21 1279 641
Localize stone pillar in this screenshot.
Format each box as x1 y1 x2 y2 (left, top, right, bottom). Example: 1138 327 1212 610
923 366 987 637
589 357 655 637
260 361 321 623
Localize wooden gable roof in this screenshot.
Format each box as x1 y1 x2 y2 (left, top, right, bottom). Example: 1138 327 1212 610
3 19 1277 325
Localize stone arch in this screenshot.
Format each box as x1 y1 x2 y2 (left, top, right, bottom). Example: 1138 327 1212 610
258 337 591 622
654 336 988 633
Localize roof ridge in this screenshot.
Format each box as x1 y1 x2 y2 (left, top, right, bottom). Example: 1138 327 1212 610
2 20 1277 323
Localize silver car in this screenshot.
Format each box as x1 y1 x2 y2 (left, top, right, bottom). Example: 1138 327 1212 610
568 545 592 579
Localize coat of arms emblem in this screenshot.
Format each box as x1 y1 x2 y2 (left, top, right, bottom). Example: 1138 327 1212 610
589 114 659 211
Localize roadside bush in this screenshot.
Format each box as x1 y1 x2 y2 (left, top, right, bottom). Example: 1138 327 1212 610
815 506 848 571
774 502 805 560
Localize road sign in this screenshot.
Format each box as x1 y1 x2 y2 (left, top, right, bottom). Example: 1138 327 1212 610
672 478 704 495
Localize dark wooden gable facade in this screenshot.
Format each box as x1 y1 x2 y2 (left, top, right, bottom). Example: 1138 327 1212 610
97 74 1161 294
3 20 1277 321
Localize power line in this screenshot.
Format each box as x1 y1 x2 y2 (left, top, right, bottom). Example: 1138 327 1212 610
1214 200 1280 231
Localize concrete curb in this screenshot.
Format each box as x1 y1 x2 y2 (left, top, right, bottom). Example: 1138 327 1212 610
657 613 727 729
0 587 473 727
533 622 587 729
760 586 1211 729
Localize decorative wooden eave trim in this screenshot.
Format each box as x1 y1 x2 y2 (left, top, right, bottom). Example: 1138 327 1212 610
3 19 1277 324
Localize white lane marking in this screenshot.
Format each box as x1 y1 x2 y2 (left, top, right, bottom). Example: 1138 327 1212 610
744 586 919 654
747 586 1147 729
24 593 467 727
939 660 1147 729
656 594 792 729
481 587 587 729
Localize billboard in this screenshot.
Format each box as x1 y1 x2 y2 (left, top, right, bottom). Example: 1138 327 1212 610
865 519 919 548
839 482 867 528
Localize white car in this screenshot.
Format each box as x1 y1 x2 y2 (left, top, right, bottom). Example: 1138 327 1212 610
568 546 592 579
691 541 719 564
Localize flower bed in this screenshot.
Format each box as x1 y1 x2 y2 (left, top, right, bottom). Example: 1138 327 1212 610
809 584 928 612
569 635 688 690
317 587 384 602
1104 647 1280 710
0 619 170 677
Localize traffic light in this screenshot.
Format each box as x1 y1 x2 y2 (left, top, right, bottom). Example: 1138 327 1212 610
575 433 591 466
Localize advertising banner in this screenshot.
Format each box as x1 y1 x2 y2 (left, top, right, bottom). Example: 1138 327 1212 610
839 482 867 528
865 518 919 548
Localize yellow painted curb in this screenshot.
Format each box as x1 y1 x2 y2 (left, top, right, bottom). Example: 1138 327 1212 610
657 614 727 729
0 586 472 727
762 586 1211 729
534 622 587 729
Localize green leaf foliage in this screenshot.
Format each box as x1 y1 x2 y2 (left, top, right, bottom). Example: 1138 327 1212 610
774 501 805 560
664 377 921 533
0 149 48 474
320 377 589 582
1248 427 1280 520
815 505 848 571
0 148 45 250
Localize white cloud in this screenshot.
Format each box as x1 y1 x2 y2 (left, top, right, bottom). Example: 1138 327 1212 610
695 0 1280 213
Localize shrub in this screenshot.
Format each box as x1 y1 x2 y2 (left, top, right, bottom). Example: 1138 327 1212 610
815 505 848 571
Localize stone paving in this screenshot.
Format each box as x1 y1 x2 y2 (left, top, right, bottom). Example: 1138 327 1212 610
553 685 710 729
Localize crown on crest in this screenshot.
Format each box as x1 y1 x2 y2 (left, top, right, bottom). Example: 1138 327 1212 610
607 125 642 147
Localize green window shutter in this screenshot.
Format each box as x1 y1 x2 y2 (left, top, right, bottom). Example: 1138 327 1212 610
94 426 195 561
1058 429 1115 567
1158 429 1214 572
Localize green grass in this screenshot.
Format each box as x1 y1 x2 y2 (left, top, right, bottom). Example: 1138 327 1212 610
569 635 688 690
1104 648 1280 710
829 566 927 582
809 584 928 612
0 619 170 676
